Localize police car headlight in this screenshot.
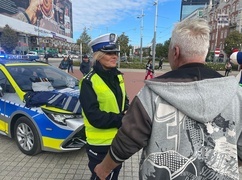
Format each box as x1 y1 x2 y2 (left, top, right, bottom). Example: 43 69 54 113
44 111 81 126
52 114 69 125
45 113 67 125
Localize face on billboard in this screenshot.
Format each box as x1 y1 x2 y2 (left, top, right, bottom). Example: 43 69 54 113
40 0 53 18
0 0 73 39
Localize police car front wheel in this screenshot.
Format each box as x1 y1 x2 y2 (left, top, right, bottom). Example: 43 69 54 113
14 117 41 155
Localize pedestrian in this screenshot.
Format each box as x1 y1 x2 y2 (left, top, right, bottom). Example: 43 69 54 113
80 54 91 76
44 52 49 63
59 56 69 73
224 61 232 76
67 55 74 73
230 51 242 86
158 57 164 69
94 18 242 180
144 59 154 80
79 33 130 180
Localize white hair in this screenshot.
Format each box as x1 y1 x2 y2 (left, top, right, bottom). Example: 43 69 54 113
170 18 210 59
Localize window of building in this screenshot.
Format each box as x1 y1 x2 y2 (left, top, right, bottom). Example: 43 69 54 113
224 29 227 38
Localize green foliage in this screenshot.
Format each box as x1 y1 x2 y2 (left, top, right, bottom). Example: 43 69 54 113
120 62 234 71
224 31 242 56
76 27 92 54
155 38 170 58
73 60 81 66
206 52 214 62
204 62 236 71
120 62 146 69
73 58 233 72
118 33 129 56
0 25 18 53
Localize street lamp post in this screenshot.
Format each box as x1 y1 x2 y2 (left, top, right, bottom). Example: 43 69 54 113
118 44 121 68
137 9 144 63
152 0 158 72
80 43 82 61
37 19 40 52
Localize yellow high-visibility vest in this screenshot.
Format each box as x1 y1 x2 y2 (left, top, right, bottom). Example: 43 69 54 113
81 73 126 145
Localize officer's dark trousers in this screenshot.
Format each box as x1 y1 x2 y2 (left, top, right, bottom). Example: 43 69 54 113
86 144 122 180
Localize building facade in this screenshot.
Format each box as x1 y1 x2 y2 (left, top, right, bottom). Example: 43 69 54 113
180 0 210 20
204 0 241 55
0 0 79 55
182 0 242 61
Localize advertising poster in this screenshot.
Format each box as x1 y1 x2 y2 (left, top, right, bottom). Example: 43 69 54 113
0 0 73 40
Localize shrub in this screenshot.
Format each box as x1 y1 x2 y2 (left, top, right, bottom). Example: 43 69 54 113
205 62 238 71
74 58 237 71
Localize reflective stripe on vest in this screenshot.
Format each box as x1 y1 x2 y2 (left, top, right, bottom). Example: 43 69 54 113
83 73 126 145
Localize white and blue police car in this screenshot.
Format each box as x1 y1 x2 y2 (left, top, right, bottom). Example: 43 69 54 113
0 55 85 155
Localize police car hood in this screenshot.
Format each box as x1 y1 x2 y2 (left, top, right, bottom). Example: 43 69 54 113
24 87 81 114
145 76 239 123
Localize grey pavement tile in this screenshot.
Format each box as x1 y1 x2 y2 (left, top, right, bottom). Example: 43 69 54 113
35 167 46 173
0 171 9 176
65 173 75 179
22 172 34 178
39 173 51 179
62 164 72 169
32 172 42 178
59 168 69 173
70 164 79 169
28 167 38 172
47 173 59 179
51 168 62 173
81 174 93 180
73 174 83 180
67 169 77 174
56 173 66 179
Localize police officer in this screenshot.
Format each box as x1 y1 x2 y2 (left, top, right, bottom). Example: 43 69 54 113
79 33 129 180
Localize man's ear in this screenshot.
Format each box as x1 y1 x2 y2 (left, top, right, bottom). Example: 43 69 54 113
173 46 180 64
173 46 179 58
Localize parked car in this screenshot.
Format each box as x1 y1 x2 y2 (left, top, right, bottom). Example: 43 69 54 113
71 54 79 59
120 56 127 62
62 53 68 58
56 53 62 58
0 56 85 155
47 52 58 58
38 53 45 61
26 51 40 61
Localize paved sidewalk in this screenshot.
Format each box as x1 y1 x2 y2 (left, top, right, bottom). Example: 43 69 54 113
0 135 141 180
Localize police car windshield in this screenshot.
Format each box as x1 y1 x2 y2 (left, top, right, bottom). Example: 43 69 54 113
7 65 78 91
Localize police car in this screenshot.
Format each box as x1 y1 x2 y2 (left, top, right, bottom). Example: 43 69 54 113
0 55 85 155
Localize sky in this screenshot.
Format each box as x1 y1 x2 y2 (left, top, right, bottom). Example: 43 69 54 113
72 0 181 47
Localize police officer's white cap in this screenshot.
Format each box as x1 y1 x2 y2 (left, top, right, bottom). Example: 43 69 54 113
88 33 120 53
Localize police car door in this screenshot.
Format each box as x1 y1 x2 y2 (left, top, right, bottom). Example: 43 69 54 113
0 70 20 135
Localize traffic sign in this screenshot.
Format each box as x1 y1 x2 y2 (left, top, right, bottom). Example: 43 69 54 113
215 48 220 57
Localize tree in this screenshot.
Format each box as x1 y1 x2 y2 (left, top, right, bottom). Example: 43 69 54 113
117 33 129 56
0 25 18 53
224 30 242 56
76 27 92 55
128 44 133 56
155 39 170 58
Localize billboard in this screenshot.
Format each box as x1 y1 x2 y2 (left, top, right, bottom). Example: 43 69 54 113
0 0 73 42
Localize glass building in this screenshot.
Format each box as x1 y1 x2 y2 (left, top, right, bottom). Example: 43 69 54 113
180 0 210 20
